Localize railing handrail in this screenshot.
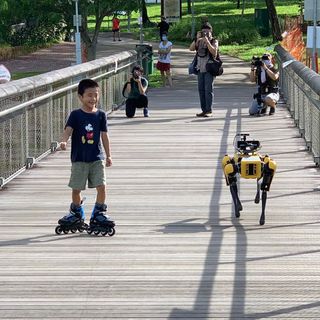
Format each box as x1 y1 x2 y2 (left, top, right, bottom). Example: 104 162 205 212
0 50 136 100
0 56 136 122
275 44 320 166
0 49 143 187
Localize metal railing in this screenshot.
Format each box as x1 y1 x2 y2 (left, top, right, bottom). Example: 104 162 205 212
275 45 320 166
0 50 140 187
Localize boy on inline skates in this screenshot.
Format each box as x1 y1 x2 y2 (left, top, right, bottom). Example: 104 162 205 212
55 78 115 236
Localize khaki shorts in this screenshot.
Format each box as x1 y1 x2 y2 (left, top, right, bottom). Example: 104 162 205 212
68 160 106 190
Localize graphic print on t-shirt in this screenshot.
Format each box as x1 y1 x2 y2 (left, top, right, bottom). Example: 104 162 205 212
82 123 94 144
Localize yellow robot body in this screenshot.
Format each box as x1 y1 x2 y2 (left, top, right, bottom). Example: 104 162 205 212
222 133 277 225
239 154 262 179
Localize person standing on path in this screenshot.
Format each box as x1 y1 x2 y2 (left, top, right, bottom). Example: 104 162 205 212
189 22 218 117
156 32 173 87
112 15 121 41
157 16 169 41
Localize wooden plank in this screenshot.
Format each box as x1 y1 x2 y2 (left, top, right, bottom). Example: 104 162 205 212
0 45 319 319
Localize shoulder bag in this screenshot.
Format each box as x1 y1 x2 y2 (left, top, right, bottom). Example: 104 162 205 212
188 54 199 75
206 52 223 77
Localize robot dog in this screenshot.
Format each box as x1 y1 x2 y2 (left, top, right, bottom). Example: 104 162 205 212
222 133 277 225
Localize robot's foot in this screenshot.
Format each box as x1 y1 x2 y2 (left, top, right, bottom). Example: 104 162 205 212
55 221 88 235
87 222 116 236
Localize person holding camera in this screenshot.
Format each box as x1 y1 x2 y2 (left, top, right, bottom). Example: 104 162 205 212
249 53 279 116
124 65 149 118
189 22 218 117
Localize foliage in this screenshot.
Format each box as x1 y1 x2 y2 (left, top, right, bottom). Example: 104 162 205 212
147 69 162 88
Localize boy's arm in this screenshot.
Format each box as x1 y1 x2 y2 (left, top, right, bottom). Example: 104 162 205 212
60 126 73 150
101 131 112 167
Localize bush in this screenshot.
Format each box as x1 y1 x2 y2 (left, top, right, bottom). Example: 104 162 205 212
162 15 260 45
7 22 65 46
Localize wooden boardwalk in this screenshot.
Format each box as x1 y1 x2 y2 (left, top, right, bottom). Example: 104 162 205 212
0 45 320 319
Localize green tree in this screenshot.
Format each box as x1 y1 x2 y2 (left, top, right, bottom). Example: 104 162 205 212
79 0 133 61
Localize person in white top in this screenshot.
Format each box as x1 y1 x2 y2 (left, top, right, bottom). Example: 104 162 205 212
156 32 173 87
0 64 11 84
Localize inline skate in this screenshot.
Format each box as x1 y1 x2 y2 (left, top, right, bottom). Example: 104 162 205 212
55 203 88 235
87 203 115 236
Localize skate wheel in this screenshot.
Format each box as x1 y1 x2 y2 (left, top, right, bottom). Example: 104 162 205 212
55 226 63 235
63 229 69 234
86 226 93 234
108 227 115 237
94 230 100 236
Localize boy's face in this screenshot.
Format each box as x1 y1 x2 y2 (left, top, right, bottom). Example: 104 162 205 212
79 87 100 110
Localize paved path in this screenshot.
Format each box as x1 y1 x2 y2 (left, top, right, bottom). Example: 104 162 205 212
0 36 320 319
4 33 150 73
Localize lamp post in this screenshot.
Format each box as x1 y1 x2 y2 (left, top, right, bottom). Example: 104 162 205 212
73 0 82 64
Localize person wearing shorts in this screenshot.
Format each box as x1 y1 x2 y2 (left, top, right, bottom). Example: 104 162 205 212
60 78 113 222
156 32 173 87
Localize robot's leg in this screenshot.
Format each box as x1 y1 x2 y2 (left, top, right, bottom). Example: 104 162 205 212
230 182 243 218
255 179 261 204
259 190 267 225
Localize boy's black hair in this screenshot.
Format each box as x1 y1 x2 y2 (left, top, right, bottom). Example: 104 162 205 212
201 22 213 31
78 79 99 96
131 65 144 74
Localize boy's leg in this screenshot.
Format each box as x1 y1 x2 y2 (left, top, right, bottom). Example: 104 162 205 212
126 99 137 118
165 70 172 87
137 95 149 117
160 70 166 86
96 185 106 205
72 189 82 206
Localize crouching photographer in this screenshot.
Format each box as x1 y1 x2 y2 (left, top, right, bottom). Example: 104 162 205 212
249 53 279 116
123 65 149 118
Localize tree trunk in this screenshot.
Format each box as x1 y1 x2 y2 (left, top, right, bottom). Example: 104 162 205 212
241 0 245 16
237 0 240 9
265 0 282 41
141 0 151 25
187 0 192 14
81 12 103 61
86 42 97 61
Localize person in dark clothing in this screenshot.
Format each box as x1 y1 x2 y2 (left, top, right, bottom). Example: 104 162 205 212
157 16 170 41
123 65 149 118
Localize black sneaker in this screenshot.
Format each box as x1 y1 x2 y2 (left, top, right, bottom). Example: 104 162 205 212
260 107 267 115
269 107 275 115
196 112 206 117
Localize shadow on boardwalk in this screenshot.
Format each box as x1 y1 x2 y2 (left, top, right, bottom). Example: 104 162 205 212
0 35 319 319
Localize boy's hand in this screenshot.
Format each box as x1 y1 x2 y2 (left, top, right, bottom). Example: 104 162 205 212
60 142 67 150
106 157 112 167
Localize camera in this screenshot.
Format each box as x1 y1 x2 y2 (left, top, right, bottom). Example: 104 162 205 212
251 54 270 68
201 30 209 37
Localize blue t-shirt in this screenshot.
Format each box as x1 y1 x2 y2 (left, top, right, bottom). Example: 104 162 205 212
66 108 108 162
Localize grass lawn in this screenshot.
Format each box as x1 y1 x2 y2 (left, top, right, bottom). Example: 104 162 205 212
12 71 43 80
